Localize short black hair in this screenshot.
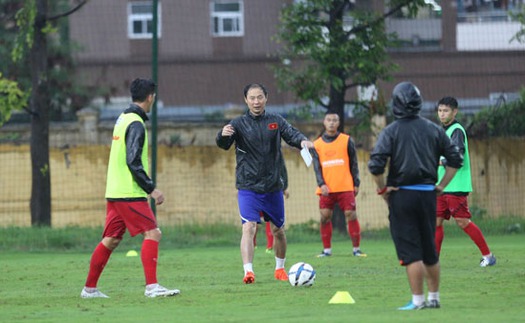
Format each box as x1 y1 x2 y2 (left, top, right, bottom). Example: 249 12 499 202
130 78 156 102
243 83 268 98
437 96 458 109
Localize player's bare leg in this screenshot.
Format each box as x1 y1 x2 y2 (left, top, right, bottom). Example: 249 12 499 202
271 223 288 281
397 261 426 310
241 221 257 283
271 223 286 259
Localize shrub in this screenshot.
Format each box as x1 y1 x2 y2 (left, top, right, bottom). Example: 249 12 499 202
469 88 525 138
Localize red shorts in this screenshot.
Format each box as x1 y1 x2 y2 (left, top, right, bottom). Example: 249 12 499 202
103 201 158 239
436 194 471 220
319 191 356 211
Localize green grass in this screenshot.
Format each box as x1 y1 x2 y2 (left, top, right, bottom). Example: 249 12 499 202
1 215 523 252
1 229 524 322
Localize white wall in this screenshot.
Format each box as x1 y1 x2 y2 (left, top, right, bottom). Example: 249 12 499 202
457 21 525 51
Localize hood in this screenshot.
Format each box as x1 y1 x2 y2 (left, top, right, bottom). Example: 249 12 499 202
391 82 422 119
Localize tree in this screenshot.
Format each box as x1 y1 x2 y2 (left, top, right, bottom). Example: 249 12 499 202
273 0 427 133
11 0 89 226
510 5 525 44
5 0 93 121
0 73 28 125
274 0 427 233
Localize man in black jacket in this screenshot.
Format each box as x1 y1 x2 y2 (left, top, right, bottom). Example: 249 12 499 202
216 83 313 284
368 82 463 310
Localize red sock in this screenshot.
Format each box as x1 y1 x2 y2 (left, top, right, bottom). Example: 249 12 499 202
435 225 444 255
463 222 491 256
320 221 332 249
265 221 273 249
141 239 159 285
85 242 113 288
347 219 361 248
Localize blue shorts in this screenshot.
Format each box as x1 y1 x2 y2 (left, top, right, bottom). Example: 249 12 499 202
238 190 285 228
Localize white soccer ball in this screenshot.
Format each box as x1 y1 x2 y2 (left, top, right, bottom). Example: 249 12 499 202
288 262 316 287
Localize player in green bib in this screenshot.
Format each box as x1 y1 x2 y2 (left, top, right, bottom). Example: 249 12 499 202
81 78 180 298
435 97 496 267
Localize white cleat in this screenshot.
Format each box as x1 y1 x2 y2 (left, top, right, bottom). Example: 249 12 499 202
144 284 181 298
80 288 109 298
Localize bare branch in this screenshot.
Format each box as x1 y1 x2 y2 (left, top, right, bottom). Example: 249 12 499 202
47 0 89 21
348 0 419 35
23 106 39 117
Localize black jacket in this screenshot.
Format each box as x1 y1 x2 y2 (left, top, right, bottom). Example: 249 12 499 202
440 120 465 167
368 103 463 187
123 104 155 196
216 110 306 193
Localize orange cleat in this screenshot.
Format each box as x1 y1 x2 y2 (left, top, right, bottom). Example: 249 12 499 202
274 268 288 281
243 271 255 284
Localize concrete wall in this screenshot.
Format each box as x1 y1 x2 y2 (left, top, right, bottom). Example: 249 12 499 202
1 121 524 229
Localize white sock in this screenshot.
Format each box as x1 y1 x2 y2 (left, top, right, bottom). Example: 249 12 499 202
243 263 253 275
324 248 332 254
482 253 492 260
412 294 425 306
275 257 285 270
428 292 440 301
353 247 360 252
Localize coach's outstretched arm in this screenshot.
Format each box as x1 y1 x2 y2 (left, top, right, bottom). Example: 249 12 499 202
216 124 236 150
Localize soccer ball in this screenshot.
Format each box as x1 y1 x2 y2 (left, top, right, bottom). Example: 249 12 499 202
288 262 316 287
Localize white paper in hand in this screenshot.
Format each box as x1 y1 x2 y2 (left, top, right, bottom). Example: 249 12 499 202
301 146 313 167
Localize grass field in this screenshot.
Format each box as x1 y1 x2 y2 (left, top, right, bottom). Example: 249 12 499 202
1 223 524 322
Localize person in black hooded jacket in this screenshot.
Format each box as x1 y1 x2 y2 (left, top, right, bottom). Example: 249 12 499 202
216 83 314 285
368 82 463 310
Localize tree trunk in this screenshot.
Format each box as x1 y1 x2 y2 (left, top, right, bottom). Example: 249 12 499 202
370 113 386 150
327 1 348 233
30 0 51 227
329 82 346 132
327 1 347 133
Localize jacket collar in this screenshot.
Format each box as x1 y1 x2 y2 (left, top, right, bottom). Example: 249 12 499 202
443 119 458 130
322 131 340 140
124 103 149 122
246 109 266 120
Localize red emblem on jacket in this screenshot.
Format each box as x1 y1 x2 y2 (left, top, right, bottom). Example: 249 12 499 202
268 122 278 130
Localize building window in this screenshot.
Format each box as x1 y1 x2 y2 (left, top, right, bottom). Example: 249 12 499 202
210 1 244 37
128 2 162 39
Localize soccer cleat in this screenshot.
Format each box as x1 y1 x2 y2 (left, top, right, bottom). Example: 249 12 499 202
80 288 109 299
274 268 288 281
317 251 332 258
353 250 367 257
243 271 255 284
480 254 496 267
144 284 181 298
398 301 426 311
426 299 441 309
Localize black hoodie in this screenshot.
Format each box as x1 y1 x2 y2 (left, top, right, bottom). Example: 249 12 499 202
368 82 463 186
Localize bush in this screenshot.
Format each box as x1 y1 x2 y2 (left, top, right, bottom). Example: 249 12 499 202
469 88 525 138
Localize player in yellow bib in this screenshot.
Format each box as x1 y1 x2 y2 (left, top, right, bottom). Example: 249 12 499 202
312 112 366 258
81 78 180 298
435 96 496 267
